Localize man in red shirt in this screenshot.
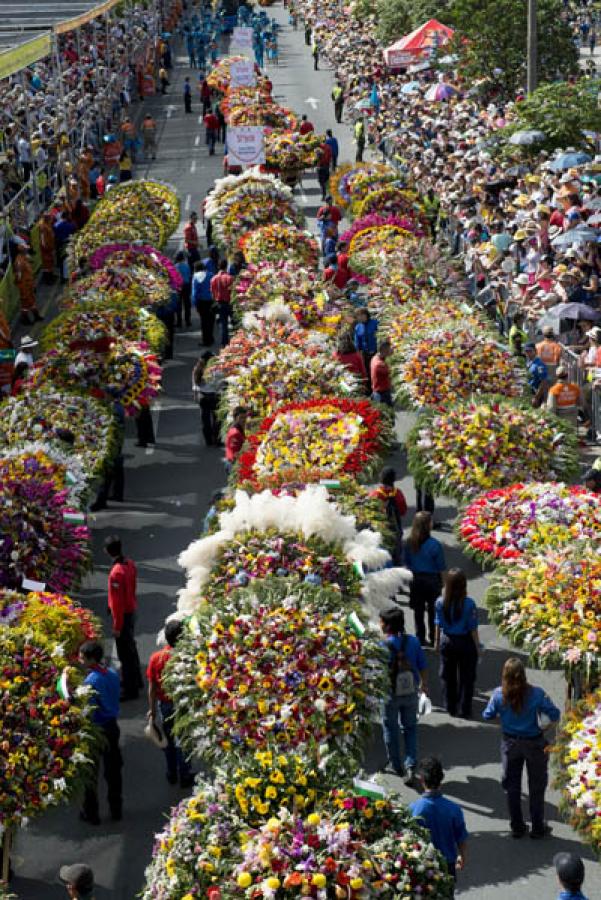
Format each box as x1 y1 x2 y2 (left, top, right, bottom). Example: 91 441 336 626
370 338 393 406
204 108 219 155
183 211 200 265
317 141 333 200
369 466 407 563
299 114 314 135
225 406 248 475
105 535 142 700
210 259 235 346
147 619 194 787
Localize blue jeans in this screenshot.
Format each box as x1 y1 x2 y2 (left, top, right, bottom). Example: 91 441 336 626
371 389 392 407
382 692 418 771
218 302 233 346
160 701 191 778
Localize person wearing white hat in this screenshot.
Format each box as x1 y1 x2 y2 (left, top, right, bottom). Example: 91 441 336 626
14 334 37 369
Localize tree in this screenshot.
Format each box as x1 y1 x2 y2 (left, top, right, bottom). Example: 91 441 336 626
374 0 412 44
447 0 578 98
501 80 601 153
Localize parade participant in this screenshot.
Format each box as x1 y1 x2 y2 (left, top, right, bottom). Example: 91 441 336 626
410 758 468 881
59 863 96 899
331 83 344 123
546 366 581 426
325 129 339 169
14 244 42 324
370 338 393 406
369 466 407 564
210 258 234 346
105 535 142 702
159 64 169 94
184 76 193 113
334 332 367 385
193 353 221 446
354 118 365 162
483 658 560 839
380 606 428 785
554 853 589 900
508 311 527 356
199 77 211 115
147 619 195 787
404 512 446 647
141 114 157 161
39 211 56 283
120 116 137 162
434 568 481 719
175 250 192 328
204 107 219 155
225 406 248 474
192 261 215 345
299 114 314 135
79 641 122 824
311 40 319 69
524 342 549 408
316 140 332 201
353 306 378 386
183 211 201 266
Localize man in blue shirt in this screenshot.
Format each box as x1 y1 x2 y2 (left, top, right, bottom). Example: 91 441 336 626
379 607 428 785
79 641 122 825
325 129 339 170
524 342 548 407
554 852 589 900
192 261 215 346
410 757 468 880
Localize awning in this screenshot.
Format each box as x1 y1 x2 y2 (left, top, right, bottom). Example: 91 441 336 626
384 19 454 67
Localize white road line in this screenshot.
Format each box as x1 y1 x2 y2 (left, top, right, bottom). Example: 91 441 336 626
198 115 204 124
184 193 191 210
194 135 200 146
190 160 197 173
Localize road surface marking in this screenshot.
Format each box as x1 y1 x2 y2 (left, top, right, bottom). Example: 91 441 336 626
185 193 191 210
194 135 200 146
305 97 320 109
190 160 197 173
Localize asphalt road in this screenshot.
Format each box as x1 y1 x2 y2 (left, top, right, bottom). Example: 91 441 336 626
10 6 601 898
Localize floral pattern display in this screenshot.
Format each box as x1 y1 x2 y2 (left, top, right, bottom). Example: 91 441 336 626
0 589 100 660
239 224 319 267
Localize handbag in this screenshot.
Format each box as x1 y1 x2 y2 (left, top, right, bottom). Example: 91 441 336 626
144 715 168 749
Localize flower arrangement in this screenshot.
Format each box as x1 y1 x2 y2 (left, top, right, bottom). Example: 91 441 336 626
340 213 420 248
233 260 322 314
221 346 359 421
239 225 319 267
552 690 601 854
207 55 258 92
459 482 601 564
213 193 304 250
237 398 392 489
485 542 601 675
384 297 479 343
206 322 321 381
0 385 119 478
205 169 292 220
0 468 91 592
142 785 454 900
176 486 408 615
65 265 173 312
348 225 415 277
354 185 423 222
226 95 297 129
0 629 96 831
407 397 579 500
264 130 324 173
229 752 322 823
165 583 386 764
393 327 525 409
88 243 183 290
329 162 396 209
40 306 168 356
0 442 87 505
0 589 100 660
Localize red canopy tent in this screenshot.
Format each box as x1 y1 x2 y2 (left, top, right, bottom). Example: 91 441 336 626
383 19 454 68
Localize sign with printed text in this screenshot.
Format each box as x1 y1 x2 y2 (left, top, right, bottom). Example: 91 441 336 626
227 126 265 166
231 27 253 51
230 59 256 87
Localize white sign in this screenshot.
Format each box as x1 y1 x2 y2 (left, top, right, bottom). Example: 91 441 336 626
231 27 253 51
230 59 256 87
227 126 265 167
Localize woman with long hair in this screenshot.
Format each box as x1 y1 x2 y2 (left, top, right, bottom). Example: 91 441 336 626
403 511 446 646
483 658 560 839
434 568 480 718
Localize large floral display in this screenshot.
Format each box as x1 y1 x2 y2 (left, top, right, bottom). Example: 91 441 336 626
239 224 319 267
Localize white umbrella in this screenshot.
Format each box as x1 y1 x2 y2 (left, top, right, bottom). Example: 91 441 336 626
508 129 546 146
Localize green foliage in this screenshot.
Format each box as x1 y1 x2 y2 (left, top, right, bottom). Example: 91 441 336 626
447 0 578 97
352 0 377 21
375 0 412 44
501 80 601 153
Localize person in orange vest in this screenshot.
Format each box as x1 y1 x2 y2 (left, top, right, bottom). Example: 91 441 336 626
13 245 43 325
39 211 56 283
121 116 137 162
103 135 122 174
546 365 581 427
536 325 562 383
141 114 157 161
105 535 142 701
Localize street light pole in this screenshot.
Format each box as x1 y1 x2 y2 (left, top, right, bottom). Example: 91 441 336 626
527 0 537 95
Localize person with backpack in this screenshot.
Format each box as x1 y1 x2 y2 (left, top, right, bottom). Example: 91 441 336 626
369 466 407 564
380 606 428 785
404 511 446 646
434 568 481 719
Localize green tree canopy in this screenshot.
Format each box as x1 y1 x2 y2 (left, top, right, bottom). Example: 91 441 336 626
374 0 412 44
501 80 601 153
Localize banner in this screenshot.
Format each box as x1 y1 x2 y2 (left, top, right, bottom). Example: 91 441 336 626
227 126 265 167
54 0 120 34
231 26 253 52
0 34 52 82
230 59 256 87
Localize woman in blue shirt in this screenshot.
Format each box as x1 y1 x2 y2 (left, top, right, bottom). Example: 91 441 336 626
404 511 446 646
174 250 192 328
353 307 378 389
483 658 560 839
380 606 428 785
434 568 480 719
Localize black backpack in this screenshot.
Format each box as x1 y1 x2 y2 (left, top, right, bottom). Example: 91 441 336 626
391 635 415 697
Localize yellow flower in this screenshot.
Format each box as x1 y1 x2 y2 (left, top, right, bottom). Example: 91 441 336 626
266 878 281 890
350 878 363 890
306 812 321 826
238 873 252 888
312 874 327 888
265 786 278 799
270 769 285 784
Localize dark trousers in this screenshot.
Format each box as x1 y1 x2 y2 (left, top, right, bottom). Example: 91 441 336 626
416 485 435 515
501 735 548 835
334 100 343 123
115 612 142 698
200 392 219 445
197 301 215 345
317 166 330 200
439 633 477 717
177 283 192 327
356 140 365 162
217 301 233 346
410 572 441 645
136 406 155 446
184 92 192 112
207 128 217 154
83 719 122 819
94 452 124 507
202 97 211 115
160 700 191 778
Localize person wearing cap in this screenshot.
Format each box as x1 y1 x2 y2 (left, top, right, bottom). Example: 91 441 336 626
554 852 589 899
147 618 195 788
508 311 527 356
536 326 562 383
547 364 581 424
524 342 549 407
59 862 95 898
